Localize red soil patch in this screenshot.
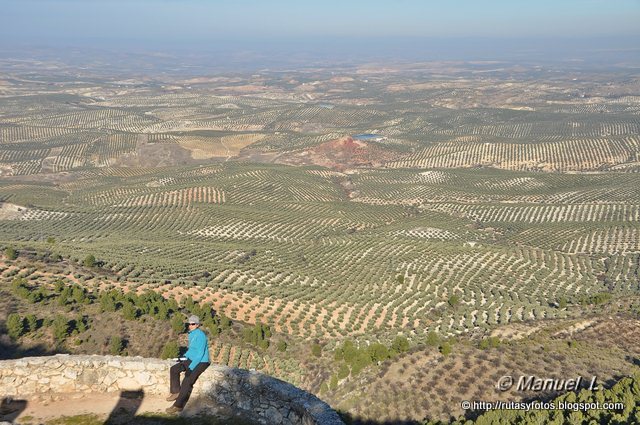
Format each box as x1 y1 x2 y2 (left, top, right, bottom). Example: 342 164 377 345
276 136 402 171
314 136 365 156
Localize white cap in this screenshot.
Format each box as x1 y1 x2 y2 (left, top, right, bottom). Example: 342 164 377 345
186 315 200 325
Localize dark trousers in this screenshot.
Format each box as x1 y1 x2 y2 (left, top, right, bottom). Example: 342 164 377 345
169 360 210 408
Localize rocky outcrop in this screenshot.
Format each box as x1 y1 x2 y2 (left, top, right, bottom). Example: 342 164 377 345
0 355 344 425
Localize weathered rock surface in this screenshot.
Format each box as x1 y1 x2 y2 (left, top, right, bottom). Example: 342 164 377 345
0 355 344 425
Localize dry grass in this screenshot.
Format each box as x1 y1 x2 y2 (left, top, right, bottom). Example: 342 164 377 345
327 317 640 423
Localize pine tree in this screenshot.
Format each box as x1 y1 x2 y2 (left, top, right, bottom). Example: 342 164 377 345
99 293 117 312
52 315 69 342
25 314 38 333
109 336 124 355
7 313 24 340
75 316 87 333
350 351 372 375
58 286 71 306
171 314 185 332
72 286 86 304
27 288 44 304
219 314 232 329
122 302 139 320
161 341 180 359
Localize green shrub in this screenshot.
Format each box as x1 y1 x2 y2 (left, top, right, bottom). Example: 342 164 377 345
109 336 124 355
329 374 338 390
161 341 180 359
367 342 390 362
52 315 69 342
276 340 287 352
170 313 185 332
479 336 500 350
319 382 329 394
4 247 17 260
72 286 87 304
122 302 139 320
558 296 568 308
311 343 323 357
242 323 271 350
6 313 24 340
11 278 30 299
426 331 440 347
83 254 96 268
25 314 38 333
439 342 452 357
448 294 461 308
350 350 372 375
391 336 409 354
579 292 612 305
27 288 44 304
99 292 117 312
337 363 350 379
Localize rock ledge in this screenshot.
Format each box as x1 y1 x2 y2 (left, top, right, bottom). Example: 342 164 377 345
0 355 344 425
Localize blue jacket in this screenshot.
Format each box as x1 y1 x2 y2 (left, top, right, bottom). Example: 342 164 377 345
184 327 209 370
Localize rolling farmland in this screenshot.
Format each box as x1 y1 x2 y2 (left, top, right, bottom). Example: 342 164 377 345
2 163 640 341
2 62 639 340
2 59 640 423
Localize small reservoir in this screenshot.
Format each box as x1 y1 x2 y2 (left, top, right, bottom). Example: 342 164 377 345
353 133 382 141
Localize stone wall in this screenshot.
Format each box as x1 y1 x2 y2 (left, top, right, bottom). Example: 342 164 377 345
0 355 344 425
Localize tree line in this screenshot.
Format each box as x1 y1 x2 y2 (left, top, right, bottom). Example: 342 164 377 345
7 277 233 358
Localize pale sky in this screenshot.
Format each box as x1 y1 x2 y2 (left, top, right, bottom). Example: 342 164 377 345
2 0 639 42
1 0 639 67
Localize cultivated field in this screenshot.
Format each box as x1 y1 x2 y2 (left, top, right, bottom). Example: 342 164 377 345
1 60 640 424
3 163 640 343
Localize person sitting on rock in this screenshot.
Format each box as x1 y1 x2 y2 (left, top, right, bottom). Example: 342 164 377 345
166 314 210 413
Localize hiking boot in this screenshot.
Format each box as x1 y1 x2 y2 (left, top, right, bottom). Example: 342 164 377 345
166 405 183 414
165 393 179 402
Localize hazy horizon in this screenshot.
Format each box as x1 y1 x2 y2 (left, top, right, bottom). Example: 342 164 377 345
3 0 639 39
1 1 640 72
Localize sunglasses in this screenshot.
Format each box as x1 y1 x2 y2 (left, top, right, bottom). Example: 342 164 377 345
188 323 198 325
